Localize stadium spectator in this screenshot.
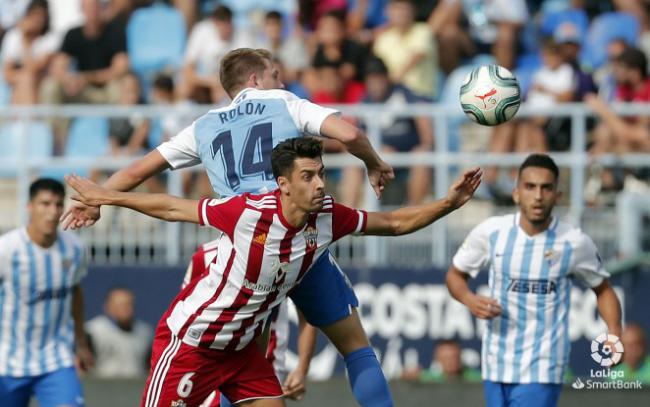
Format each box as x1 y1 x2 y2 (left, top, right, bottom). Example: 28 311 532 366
39 0 127 105
0 0 30 36
555 22 597 102
426 0 476 74
109 72 150 157
297 0 348 31
426 0 528 71
347 0 388 43
86 287 153 379
614 323 650 383
588 47 650 156
0 178 92 406
150 73 185 140
310 62 365 105
39 0 128 152
179 5 254 104
1 0 58 104
594 38 630 102
339 57 434 207
403 339 481 383
257 11 309 86
373 0 438 99
312 9 368 83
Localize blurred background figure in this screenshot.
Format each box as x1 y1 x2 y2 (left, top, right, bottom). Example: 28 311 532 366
109 72 149 158
373 0 438 99
402 339 481 383
339 57 434 207
614 323 650 384
1 0 58 105
180 5 253 104
86 287 153 379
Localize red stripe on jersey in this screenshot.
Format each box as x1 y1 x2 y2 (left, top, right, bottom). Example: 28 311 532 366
224 226 298 351
199 210 275 348
295 214 319 282
176 248 236 340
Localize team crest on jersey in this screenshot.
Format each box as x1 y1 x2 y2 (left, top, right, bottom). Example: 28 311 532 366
171 400 187 407
304 226 318 249
253 232 267 246
544 249 560 266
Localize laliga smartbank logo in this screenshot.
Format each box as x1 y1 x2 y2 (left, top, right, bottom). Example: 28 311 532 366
591 333 624 367
571 333 643 390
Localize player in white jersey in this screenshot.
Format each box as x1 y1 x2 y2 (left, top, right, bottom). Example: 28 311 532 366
447 154 623 407
61 48 399 406
184 240 317 406
65 137 482 406
0 179 93 407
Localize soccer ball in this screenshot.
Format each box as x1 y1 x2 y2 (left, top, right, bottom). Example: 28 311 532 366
459 65 521 126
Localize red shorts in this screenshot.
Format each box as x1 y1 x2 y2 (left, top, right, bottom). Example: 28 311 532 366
140 321 282 407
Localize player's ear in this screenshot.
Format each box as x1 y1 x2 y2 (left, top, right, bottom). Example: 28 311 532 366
277 176 290 195
512 187 519 204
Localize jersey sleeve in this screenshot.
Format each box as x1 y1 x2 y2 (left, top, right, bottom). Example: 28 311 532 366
571 233 610 288
282 91 339 136
331 202 367 241
198 196 246 238
452 220 494 278
157 123 201 169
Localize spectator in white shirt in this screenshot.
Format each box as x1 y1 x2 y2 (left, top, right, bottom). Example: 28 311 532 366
179 5 254 104
1 0 59 104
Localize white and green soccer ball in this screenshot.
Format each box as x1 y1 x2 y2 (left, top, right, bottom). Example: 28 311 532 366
459 65 521 126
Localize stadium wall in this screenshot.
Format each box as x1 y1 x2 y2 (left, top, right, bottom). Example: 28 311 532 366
82 266 650 380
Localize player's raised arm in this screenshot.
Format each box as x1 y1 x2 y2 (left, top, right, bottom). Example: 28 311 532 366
319 115 395 199
363 168 482 236
65 174 199 224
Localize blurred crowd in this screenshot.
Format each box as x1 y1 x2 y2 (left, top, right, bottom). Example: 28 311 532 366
2 0 650 206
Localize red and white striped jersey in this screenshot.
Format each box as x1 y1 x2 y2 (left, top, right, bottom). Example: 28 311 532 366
167 190 366 350
183 239 289 378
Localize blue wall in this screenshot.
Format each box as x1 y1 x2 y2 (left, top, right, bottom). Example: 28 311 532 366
82 265 650 379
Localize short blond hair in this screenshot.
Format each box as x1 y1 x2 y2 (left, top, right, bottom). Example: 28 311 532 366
219 48 273 98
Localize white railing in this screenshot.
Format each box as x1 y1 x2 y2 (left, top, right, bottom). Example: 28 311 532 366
1 102 649 266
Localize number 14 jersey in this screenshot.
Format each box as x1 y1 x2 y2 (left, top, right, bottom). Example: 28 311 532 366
157 88 338 197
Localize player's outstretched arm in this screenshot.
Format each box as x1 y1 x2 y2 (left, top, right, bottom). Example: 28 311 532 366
320 115 395 198
65 174 199 224
592 280 623 338
61 149 172 230
363 168 482 236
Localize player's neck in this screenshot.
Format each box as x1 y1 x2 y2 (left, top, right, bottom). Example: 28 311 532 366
26 224 57 249
279 195 309 229
518 216 552 237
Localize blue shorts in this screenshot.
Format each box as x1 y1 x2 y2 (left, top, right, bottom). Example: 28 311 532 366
483 381 562 407
0 366 84 407
289 249 359 327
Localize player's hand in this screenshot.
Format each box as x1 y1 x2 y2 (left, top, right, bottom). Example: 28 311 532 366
60 201 101 231
366 159 395 199
65 174 111 208
465 294 502 320
446 168 482 209
282 368 308 401
75 343 94 375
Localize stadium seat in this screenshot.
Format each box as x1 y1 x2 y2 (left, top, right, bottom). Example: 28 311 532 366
581 12 640 70
127 3 186 76
147 118 164 148
515 53 542 98
42 117 110 179
0 121 54 178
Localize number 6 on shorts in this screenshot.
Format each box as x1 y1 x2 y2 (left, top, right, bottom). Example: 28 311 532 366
177 372 195 398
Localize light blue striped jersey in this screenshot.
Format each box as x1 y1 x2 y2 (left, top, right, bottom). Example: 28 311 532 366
452 213 609 384
0 228 87 377
157 88 338 197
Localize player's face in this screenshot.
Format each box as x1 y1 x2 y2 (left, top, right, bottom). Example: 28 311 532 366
28 191 64 236
287 157 326 212
513 167 559 225
256 60 284 90
106 289 135 325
